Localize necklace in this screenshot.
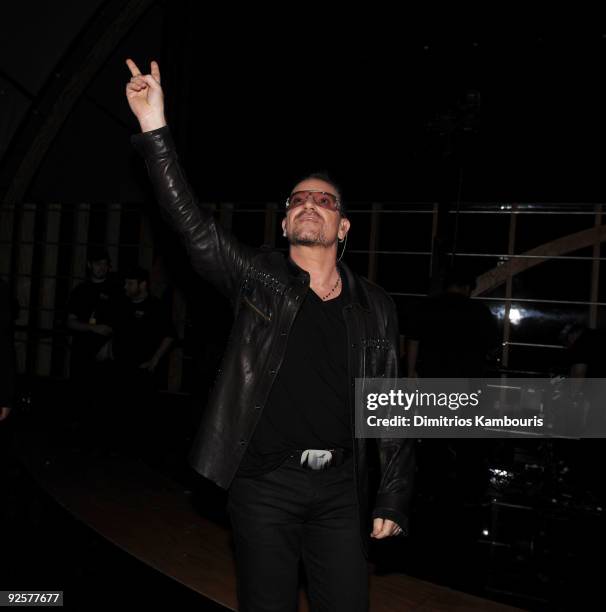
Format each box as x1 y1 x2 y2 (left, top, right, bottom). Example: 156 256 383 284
321 270 341 300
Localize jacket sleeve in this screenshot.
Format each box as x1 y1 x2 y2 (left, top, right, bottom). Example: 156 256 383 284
372 295 416 534
130 126 255 301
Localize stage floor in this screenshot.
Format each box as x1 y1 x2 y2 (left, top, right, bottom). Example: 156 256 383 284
4 421 525 612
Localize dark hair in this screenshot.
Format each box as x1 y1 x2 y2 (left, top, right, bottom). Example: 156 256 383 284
293 171 347 217
124 265 149 284
87 247 110 263
444 266 477 292
559 321 586 344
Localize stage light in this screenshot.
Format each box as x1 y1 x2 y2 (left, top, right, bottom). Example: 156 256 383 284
509 308 522 325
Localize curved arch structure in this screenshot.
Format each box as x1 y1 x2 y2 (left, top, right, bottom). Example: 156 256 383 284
474 224 606 297
0 0 154 206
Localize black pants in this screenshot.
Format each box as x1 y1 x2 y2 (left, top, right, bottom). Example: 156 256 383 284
227 455 369 612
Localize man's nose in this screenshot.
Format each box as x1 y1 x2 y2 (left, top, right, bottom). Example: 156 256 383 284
301 196 318 210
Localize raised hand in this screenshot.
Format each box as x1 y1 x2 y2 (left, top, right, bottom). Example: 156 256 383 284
125 58 167 132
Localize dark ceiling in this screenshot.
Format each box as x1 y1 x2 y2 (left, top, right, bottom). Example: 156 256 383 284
1 5 605 204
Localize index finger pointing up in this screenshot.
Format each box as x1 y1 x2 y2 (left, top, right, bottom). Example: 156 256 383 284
126 58 142 77
150 60 161 84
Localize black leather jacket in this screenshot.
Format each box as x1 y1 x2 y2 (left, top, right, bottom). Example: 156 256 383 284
131 126 415 554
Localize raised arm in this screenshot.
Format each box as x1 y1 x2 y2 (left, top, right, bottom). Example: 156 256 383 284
125 58 255 300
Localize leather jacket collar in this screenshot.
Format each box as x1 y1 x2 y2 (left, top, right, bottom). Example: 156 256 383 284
285 256 371 312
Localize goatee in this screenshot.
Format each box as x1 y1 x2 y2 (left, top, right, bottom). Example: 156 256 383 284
288 232 337 248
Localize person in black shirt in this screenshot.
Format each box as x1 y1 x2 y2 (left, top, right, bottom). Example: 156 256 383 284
125 58 412 612
564 324 606 379
563 323 606 433
65 248 122 431
112 266 175 370
66 248 121 365
406 267 498 378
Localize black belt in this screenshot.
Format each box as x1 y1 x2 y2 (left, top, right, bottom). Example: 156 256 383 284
285 448 352 471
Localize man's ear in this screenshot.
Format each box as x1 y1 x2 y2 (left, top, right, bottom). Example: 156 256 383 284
339 218 351 240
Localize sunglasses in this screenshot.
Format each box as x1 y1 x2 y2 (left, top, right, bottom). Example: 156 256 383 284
285 190 341 212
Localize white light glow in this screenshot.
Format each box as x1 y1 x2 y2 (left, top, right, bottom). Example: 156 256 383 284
508 308 522 325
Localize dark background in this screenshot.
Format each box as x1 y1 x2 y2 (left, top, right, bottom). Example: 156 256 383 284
2 5 606 205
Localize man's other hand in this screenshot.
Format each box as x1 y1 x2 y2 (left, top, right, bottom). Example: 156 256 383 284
371 518 403 539
91 324 113 336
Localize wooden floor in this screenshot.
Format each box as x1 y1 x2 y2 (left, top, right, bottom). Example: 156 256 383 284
15 428 525 612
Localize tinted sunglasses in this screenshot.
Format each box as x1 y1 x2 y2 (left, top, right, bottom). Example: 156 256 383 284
285 190 341 212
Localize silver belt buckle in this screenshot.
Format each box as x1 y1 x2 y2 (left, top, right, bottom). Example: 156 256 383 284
300 449 333 470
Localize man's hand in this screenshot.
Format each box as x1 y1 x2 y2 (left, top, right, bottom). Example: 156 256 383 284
371 518 403 539
0 406 12 422
91 324 113 337
125 58 167 133
139 357 159 373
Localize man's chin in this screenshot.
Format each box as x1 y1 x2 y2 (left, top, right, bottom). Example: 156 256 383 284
289 232 335 248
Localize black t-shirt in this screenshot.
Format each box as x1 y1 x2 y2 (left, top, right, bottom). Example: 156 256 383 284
67 278 122 359
112 295 176 368
237 273 351 477
569 329 606 377
407 292 498 378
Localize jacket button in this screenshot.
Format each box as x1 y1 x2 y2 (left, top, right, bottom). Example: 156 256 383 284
280 331 287 336
239 439 246 446
254 405 261 411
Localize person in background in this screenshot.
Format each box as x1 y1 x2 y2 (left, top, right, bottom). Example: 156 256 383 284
406 266 498 379
65 248 122 432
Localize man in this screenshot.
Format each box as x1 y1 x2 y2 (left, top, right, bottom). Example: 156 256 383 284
66 248 120 363
112 266 175 375
563 323 606 380
65 248 122 429
406 266 498 379
125 58 414 611
562 322 606 434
